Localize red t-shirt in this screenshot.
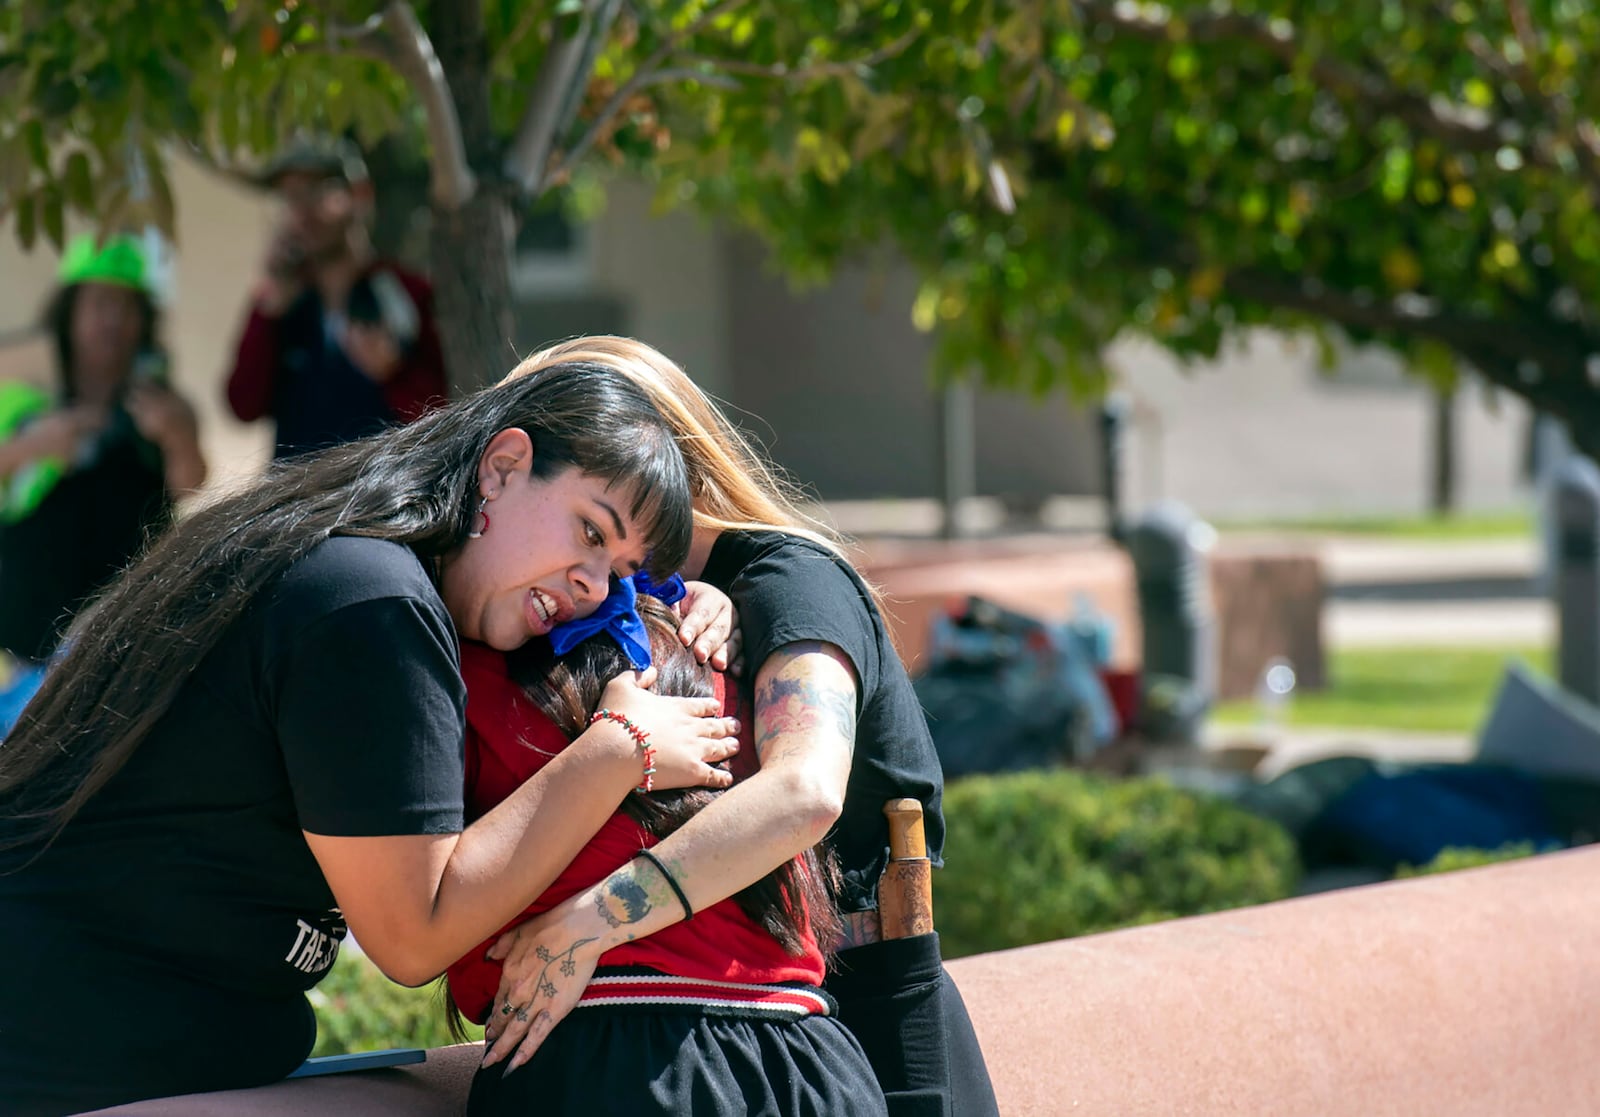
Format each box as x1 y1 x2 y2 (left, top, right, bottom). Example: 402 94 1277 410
446 641 822 1025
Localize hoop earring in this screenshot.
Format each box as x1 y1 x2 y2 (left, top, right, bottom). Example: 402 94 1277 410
468 496 490 539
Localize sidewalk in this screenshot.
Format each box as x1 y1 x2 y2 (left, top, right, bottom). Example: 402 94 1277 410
1260 534 1548 649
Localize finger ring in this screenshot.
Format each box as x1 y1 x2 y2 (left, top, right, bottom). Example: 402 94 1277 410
500 1003 514 1016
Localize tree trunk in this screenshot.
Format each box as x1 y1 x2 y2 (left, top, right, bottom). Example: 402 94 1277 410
426 0 521 393
1430 383 1458 515
430 189 517 389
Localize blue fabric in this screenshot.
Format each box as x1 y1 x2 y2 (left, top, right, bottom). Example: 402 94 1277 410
550 576 653 669
1315 766 1562 867
0 656 48 738
631 569 686 605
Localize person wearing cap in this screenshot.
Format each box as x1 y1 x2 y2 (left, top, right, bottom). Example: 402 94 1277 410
0 234 207 693
226 136 449 458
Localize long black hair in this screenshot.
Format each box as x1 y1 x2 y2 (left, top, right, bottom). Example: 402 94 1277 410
0 361 692 856
509 596 842 957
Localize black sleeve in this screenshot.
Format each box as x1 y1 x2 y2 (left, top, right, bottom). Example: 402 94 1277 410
733 544 880 706
274 595 467 837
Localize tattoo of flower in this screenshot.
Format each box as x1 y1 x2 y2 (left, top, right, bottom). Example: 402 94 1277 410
526 936 597 1013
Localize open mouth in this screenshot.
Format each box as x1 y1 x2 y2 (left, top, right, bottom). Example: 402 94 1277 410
529 588 564 628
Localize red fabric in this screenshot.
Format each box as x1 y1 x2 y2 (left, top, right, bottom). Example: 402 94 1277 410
224 263 448 424
447 642 821 1027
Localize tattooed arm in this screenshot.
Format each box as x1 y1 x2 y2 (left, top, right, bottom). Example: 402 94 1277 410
481 640 858 1069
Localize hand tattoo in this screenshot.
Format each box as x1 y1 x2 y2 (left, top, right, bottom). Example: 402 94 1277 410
531 938 597 1000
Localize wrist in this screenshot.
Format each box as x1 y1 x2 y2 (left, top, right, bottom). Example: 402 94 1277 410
573 718 648 794
590 709 654 792
555 883 632 955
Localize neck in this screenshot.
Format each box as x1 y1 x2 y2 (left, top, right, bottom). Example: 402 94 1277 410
680 527 721 581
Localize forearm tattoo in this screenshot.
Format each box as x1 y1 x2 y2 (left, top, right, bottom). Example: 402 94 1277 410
595 874 652 930
591 853 692 939
754 642 858 764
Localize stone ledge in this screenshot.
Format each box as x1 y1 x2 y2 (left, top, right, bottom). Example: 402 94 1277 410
95 848 1600 1116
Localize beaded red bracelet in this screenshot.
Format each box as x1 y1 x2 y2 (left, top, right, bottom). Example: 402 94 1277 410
590 708 656 793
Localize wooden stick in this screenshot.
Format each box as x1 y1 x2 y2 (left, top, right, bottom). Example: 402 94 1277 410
878 798 934 939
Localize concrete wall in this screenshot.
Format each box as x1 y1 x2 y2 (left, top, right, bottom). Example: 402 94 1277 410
1113 332 1532 520
721 234 1102 502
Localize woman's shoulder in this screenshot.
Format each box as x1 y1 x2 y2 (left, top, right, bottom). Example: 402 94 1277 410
709 529 859 585
269 536 441 620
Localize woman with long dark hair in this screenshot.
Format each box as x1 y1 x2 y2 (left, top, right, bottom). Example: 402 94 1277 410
448 593 886 1115
482 338 1000 1117
0 235 206 725
0 359 740 1117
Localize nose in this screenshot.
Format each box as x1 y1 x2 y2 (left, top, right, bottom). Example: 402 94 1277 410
569 557 611 607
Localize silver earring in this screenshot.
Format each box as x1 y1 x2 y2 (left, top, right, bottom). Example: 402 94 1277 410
468 496 490 539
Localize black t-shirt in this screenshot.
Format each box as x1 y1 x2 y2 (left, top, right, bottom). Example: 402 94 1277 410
701 530 946 913
0 537 466 1116
0 415 170 662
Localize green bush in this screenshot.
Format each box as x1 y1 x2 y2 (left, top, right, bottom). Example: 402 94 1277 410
933 768 1300 959
1394 842 1541 879
309 949 481 1056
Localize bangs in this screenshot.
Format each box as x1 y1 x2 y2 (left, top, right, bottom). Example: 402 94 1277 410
583 423 692 579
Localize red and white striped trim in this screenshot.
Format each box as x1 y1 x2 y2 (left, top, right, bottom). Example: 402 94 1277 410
576 973 833 1019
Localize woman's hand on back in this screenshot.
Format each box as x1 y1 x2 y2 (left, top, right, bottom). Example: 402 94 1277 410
594 667 739 790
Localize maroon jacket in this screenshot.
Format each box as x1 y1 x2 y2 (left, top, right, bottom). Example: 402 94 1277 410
227 263 448 458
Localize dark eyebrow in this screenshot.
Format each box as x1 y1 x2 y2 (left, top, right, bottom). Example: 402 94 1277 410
595 499 628 542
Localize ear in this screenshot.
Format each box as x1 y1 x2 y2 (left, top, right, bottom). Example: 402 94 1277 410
477 428 535 498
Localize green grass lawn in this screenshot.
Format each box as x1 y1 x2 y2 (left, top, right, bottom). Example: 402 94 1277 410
1212 644 1552 734
1213 509 1534 540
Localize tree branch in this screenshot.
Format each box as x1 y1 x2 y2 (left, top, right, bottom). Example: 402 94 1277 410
548 67 739 184
678 24 920 81
1073 1 1507 154
504 0 625 196
1063 178 1600 435
1074 1 1600 212
326 3 476 209
538 0 751 187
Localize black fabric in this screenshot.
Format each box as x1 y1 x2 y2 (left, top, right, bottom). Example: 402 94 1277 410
825 935 1000 1117
269 293 394 458
0 537 466 1115
700 530 945 914
468 1002 889 1117
0 414 169 662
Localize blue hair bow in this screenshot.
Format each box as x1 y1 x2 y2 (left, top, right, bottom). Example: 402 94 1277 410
547 571 687 669
631 569 687 606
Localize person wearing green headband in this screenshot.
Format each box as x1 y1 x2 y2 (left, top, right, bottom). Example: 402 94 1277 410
0 233 208 682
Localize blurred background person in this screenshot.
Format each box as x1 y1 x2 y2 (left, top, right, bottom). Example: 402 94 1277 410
0 233 206 728
226 136 448 459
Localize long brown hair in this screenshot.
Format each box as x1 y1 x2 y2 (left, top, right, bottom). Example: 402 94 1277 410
508 595 842 956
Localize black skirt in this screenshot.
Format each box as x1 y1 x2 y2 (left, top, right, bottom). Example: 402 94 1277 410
468 982 889 1117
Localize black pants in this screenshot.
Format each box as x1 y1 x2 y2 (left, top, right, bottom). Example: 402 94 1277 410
823 933 1000 1117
